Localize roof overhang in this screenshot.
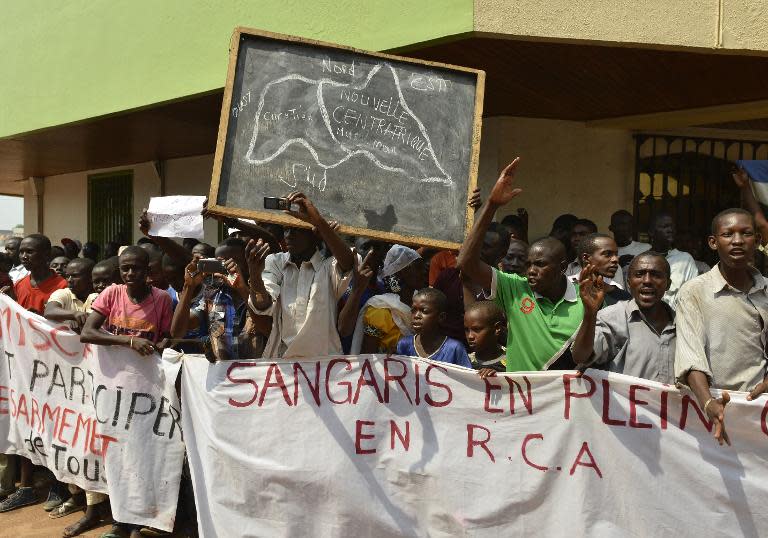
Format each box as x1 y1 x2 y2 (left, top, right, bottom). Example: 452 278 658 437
3 34 768 195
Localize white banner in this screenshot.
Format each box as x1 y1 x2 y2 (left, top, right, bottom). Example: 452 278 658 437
183 354 768 537
0 295 185 531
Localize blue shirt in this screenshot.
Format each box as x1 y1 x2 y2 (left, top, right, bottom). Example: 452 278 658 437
191 279 249 361
396 336 472 368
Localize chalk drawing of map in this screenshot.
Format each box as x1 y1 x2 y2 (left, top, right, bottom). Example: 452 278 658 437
245 64 453 186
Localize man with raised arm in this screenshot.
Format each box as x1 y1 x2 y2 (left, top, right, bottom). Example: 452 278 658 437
457 160 584 371
572 252 675 383
247 191 354 359
675 208 768 446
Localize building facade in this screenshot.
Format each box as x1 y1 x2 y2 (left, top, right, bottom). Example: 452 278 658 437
3 1 768 248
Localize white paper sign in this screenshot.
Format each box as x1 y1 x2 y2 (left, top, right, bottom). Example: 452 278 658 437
147 195 206 240
0 295 185 531
182 355 768 537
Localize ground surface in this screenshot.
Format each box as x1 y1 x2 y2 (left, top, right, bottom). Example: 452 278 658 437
0 499 112 537
0 482 188 538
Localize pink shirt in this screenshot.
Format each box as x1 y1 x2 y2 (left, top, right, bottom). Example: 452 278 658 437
91 284 172 344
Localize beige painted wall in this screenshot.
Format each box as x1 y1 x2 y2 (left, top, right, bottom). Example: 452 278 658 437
32 120 636 248
476 117 635 240
475 0 768 54
38 156 221 249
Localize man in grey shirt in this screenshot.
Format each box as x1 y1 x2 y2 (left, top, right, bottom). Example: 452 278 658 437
572 252 675 383
675 208 768 446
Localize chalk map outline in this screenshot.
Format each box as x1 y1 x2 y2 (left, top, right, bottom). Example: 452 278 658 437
244 64 453 186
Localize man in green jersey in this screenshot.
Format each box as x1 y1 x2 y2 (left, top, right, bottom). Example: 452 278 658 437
457 159 584 371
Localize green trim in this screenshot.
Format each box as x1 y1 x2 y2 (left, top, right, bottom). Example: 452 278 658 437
1 0 473 139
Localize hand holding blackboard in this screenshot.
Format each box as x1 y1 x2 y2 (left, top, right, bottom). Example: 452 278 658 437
208 28 485 250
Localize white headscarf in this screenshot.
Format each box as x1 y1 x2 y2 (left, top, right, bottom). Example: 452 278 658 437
380 245 421 278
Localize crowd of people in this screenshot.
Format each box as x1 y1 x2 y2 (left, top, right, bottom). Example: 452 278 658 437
0 161 766 537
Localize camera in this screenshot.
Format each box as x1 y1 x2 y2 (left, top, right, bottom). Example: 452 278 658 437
197 258 227 274
263 196 290 210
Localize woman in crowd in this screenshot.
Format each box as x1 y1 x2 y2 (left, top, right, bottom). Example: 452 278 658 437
351 245 426 354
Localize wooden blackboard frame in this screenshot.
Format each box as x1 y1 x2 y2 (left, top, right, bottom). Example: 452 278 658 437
208 27 485 250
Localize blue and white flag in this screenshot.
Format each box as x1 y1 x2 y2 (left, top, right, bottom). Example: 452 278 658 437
737 160 768 205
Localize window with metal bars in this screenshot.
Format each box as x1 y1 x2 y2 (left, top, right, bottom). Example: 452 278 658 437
88 170 133 253
634 134 768 266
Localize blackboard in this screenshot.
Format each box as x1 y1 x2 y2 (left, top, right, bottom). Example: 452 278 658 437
209 28 485 249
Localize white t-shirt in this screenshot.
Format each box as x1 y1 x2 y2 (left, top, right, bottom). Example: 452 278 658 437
618 241 651 258
664 249 699 308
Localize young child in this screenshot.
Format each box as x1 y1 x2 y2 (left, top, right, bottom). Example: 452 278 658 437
464 301 507 378
396 288 471 367
91 258 119 295
50 255 71 279
44 258 96 331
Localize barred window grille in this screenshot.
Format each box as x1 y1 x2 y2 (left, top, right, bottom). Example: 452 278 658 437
634 135 768 266
88 170 133 252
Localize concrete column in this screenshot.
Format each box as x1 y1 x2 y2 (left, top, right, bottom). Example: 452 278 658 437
23 177 44 235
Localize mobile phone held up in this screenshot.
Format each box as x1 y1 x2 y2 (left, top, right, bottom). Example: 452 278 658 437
197 258 227 275
264 196 290 210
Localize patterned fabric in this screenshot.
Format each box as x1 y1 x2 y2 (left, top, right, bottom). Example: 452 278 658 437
469 350 507 372
192 280 261 361
363 306 402 353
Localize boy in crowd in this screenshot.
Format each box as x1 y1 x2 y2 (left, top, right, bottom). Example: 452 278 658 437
171 238 267 361
566 218 597 275
396 288 471 367
0 252 12 289
648 212 698 307
80 246 172 537
5 236 29 283
247 191 354 358
498 238 528 276
44 258 96 331
676 208 768 446
571 233 631 306
458 160 584 371
549 213 578 258
433 221 509 346
147 250 172 293
609 209 650 258
82 241 100 262
61 238 82 260
81 246 173 352
500 209 528 243
50 255 71 279
0 234 67 512
92 259 120 295
464 301 507 377
191 242 216 259
566 221 626 286
572 253 675 383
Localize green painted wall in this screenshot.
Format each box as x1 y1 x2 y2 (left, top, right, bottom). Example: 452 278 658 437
0 0 472 139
